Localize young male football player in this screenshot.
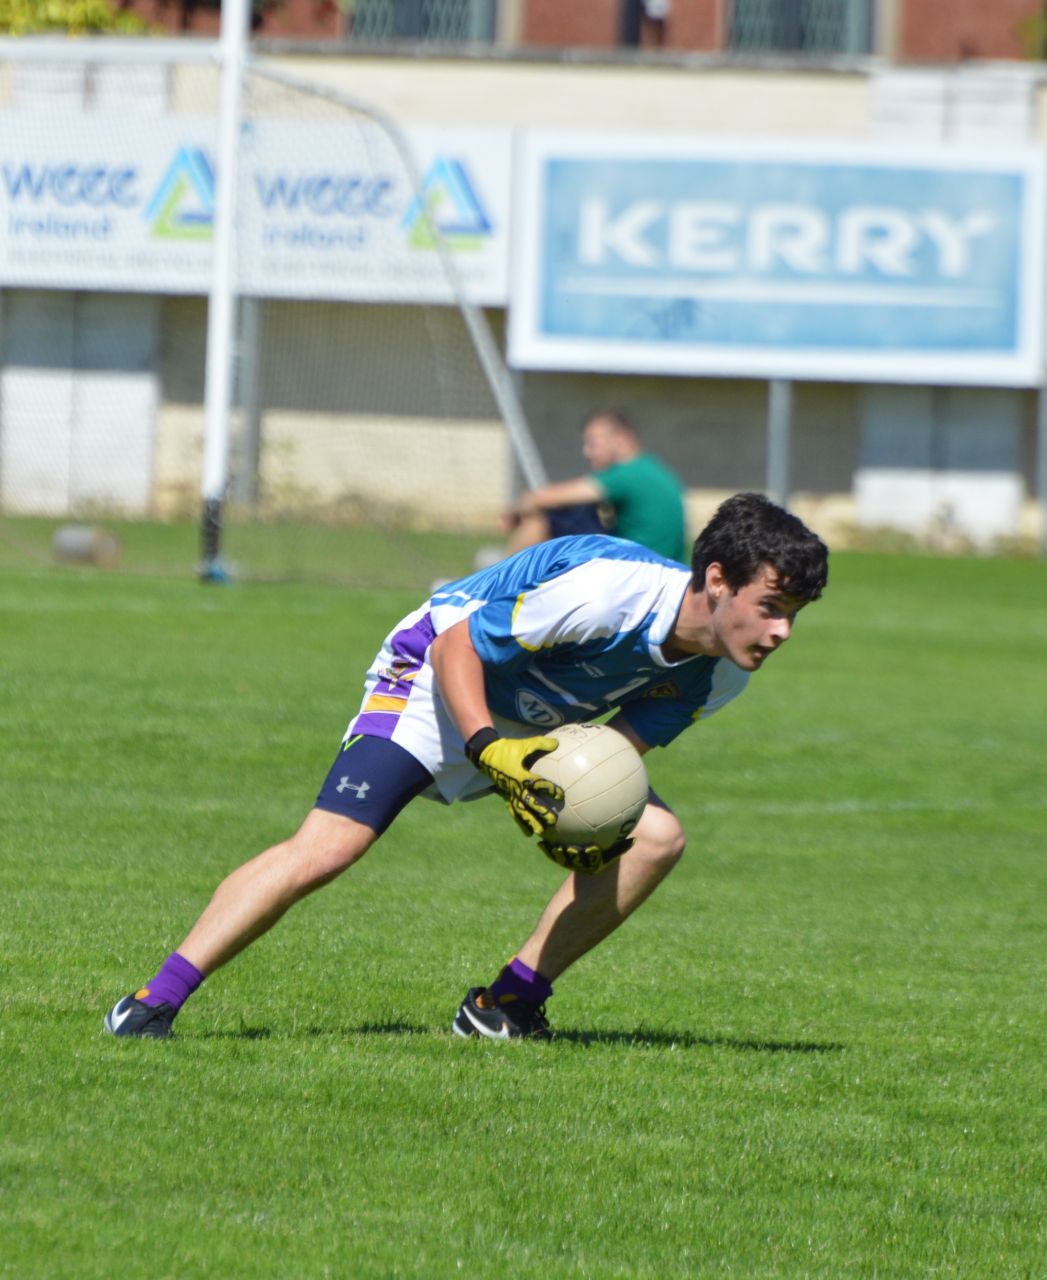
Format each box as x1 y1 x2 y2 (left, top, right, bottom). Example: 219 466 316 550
105 492 828 1042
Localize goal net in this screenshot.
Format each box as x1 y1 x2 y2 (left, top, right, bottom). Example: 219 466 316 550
218 64 542 588
0 47 544 591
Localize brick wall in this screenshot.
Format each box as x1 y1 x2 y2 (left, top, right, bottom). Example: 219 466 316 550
524 0 721 50
127 0 1042 62
522 0 622 47
663 1 721 49
898 0 1042 61
128 0 342 39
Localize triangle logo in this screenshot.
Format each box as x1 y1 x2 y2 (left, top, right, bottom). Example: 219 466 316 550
145 147 215 240
402 156 492 251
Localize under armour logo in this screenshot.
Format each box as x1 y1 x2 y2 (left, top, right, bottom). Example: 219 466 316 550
336 776 371 799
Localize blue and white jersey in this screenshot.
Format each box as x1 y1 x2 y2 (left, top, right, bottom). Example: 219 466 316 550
347 535 748 802
434 535 747 746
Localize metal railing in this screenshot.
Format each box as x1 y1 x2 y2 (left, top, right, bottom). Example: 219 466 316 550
728 0 873 54
346 0 496 43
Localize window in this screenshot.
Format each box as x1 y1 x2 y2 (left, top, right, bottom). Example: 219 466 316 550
728 0 872 55
347 0 496 43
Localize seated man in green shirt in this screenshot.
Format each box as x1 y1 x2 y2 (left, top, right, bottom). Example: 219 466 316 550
502 410 688 563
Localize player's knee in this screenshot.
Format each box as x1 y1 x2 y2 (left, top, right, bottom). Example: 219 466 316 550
664 825 687 864
286 810 377 894
634 806 686 872
648 827 685 872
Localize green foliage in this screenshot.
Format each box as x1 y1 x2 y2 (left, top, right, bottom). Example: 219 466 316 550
1 545 1046 1276
1016 8 1047 59
0 0 148 35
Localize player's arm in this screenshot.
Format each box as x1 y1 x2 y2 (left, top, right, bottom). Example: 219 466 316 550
604 713 654 757
429 619 563 836
503 475 604 526
429 617 496 743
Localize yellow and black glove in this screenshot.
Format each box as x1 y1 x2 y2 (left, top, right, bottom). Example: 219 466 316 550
465 728 563 837
537 836 635 876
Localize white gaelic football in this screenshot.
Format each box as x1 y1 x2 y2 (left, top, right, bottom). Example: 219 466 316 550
531 723 648 851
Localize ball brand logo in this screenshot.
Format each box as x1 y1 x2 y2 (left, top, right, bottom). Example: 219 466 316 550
144 146 215 241
402 156 492 252
515 690 563 727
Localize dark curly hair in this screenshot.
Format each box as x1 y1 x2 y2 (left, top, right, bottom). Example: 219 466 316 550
691 492 828 603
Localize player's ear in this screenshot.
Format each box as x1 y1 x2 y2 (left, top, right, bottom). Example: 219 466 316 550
704 562 727 600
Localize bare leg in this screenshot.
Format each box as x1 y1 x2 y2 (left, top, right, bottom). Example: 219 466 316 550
178 808 377 975
516 803 686 981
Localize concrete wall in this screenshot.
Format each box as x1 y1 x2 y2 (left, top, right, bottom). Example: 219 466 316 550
266 54 874 137
152 295 509 530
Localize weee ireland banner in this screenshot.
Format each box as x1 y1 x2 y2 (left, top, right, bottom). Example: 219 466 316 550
508 132 1047 387
236 120 510 303
0 114 510 304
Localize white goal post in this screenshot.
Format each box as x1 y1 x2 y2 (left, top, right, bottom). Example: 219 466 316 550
208 0 546 574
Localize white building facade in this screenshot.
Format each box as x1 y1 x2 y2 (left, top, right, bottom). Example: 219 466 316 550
1 46 1045 550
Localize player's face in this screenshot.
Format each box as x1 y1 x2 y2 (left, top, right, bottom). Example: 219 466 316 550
709 564 805 671
581 418 621 471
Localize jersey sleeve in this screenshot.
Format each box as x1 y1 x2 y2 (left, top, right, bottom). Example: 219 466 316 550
617 659 750 748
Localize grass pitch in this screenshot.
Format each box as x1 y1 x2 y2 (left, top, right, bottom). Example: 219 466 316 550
1 544 1045 1278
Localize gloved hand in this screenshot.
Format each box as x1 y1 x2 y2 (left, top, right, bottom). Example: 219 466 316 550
537 836 634 876
465 728 563 837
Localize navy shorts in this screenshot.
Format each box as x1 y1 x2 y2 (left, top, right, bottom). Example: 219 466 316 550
314 734 434 835
315 734 672 837
547 503 607 538
646 786 669 814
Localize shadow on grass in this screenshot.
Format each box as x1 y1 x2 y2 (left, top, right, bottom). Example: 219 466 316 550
198 1018 849 1049
199 1026 274 1041
198 1020 426 1041
198 1022 844 1053
553 1029 845 1053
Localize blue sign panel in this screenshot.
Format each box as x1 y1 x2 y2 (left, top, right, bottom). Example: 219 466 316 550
510 135 1046 387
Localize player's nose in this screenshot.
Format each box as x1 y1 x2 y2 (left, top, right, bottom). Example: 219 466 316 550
769 617 792 645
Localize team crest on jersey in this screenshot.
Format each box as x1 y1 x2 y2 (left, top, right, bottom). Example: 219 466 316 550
379 657 419 688
645 681 681 699
515 690 564 727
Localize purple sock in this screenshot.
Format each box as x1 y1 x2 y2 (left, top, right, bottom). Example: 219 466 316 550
489 957 553 1006
137 952 204 1011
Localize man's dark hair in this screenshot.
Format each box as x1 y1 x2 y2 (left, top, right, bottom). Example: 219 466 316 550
582 409 638 437
691 492 828 602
